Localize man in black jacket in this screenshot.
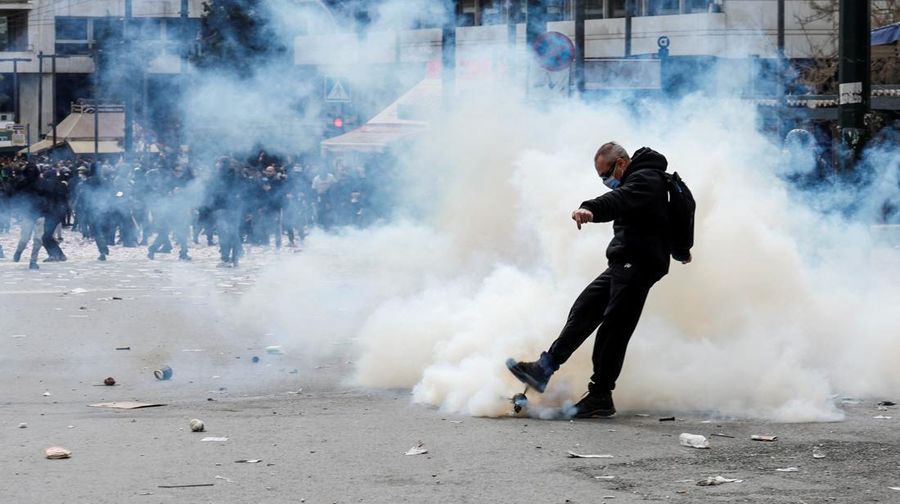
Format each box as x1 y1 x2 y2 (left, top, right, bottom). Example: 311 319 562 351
508 142 690 418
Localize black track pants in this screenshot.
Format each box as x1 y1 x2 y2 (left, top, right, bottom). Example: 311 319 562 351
547 264 655 391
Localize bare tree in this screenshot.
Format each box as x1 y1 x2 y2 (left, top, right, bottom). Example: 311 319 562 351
794 0 898 93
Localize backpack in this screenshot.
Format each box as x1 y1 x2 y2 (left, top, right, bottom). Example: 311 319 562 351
664 171 695 262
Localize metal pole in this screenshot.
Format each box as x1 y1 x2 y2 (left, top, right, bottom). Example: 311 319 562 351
124 0 134 154
26 123 31 160
37 51 43 139
776 0 785 59
52 54 57 149
94 101 99 159
180 0 190 149
93 47 101 161
507 0 517 80
441 0 456 107
12 60 19 123
625 0 635 58
526 0 544 48
838 0 871 170
574 0 585 95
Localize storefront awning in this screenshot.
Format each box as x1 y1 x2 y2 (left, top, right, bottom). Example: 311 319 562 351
66 140 125 154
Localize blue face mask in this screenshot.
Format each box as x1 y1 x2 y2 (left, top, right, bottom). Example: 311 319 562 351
602 160 620 189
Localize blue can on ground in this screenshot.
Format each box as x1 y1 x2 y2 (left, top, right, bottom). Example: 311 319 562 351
154 365 173 380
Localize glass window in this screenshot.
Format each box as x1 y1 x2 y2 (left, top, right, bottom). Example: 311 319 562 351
648 0 680 16
610 0 626 18
686 0 712 13
7 11 28 51
586 0 604 18
93 17 124 43
137 18 162 40
56 42 90 55
544 0 565 21
55 17 88 41
0 17 9 51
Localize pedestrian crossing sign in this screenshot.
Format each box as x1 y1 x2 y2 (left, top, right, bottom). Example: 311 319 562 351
324 77 351 103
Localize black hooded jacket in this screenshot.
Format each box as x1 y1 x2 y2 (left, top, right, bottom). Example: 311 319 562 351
579 147 671 280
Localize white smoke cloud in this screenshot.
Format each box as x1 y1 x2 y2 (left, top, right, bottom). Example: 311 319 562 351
233 79 899 422
159 1 900 423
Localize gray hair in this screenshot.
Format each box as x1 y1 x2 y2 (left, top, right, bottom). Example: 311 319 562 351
594 142 630 164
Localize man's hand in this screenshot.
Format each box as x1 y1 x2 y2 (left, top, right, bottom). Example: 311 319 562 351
680 252 692 265
571 208 593 230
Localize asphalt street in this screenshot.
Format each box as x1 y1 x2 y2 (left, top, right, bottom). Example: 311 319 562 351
2 231 899 504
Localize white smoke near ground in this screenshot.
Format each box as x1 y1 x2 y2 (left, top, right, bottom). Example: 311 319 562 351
146 1 900 422
232 78 900 422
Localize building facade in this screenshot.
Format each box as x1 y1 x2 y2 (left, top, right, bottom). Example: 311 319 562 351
297 1 838 85
0 0 204 142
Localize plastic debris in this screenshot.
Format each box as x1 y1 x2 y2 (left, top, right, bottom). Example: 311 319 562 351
889 487 900 491
190 419 205 432
265 346 285 355
45 447 72 459
42 391 51 397
202 437 228 442
154 365 173 380
405 442 428 456
634 413 650 417
70 288 88 294
251 356 260 363
235 459 262 464
697 476 742 486
775 467 799 472
751 435 777 442
878 401 896 406
104 377 116 386
567 451 613 458
813 447 826 459
710 433 734 439
158 484 214 488
874 415 892 419
594 475 616 480
90 401 165 410
679 433 710 449
659 416 676 422
214 476 234 483
18 423 27 429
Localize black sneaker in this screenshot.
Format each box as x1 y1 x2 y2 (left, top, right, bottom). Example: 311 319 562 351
98 254 107 261
573 388 616 418
29 260 40 270
179 253 192 261
506 358 550 393
13 249 22 262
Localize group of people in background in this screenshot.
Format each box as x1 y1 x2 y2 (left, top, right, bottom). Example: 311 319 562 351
0 149 384 269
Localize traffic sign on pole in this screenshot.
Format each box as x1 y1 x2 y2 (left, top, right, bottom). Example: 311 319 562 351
324 77 351 102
